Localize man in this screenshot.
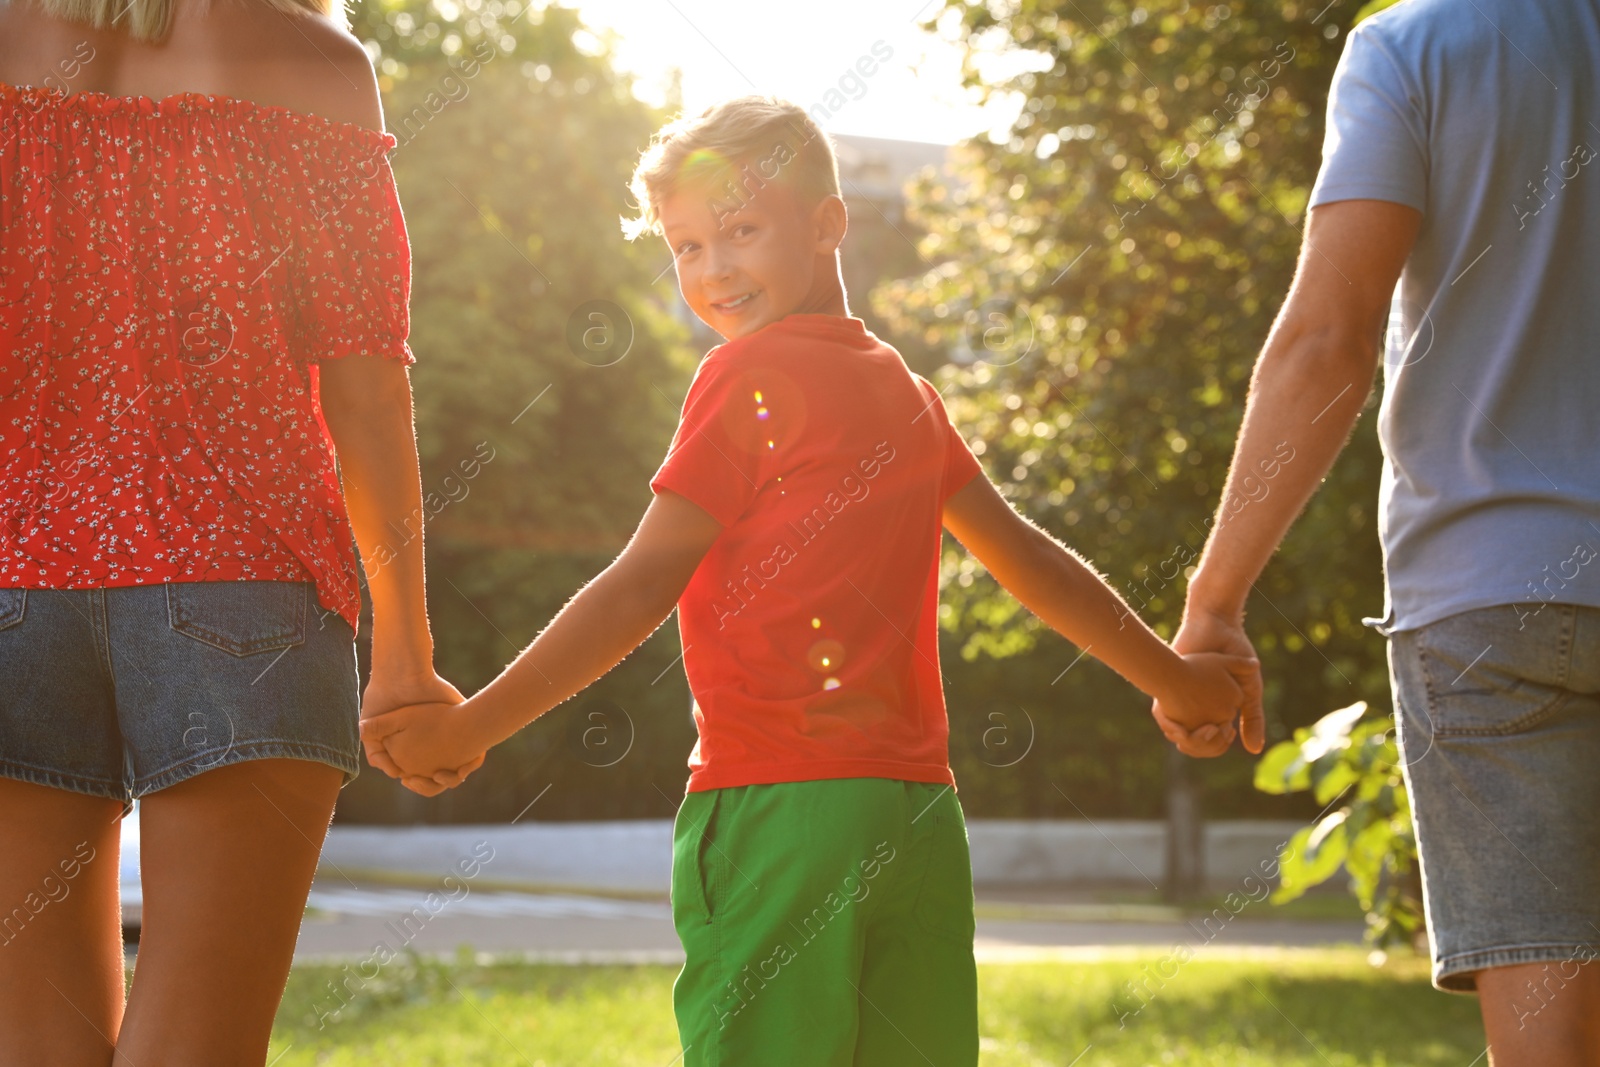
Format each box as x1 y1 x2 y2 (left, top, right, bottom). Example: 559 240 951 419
1155 0 1600 1063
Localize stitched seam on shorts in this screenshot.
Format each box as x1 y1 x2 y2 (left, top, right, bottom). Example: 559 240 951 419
1556 604 1575 689
132 740 357 793
167 617 305 657
1438 941 1596 973
91 590 117 687
1430 691 1575 736
0 758 128 793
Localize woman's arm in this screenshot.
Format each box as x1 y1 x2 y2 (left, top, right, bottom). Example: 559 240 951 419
320 356 474 791
318 357 436 675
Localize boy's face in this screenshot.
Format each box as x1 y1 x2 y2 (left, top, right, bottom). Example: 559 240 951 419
659 173 842 341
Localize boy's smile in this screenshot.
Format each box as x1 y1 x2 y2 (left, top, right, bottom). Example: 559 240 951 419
708 291 758 314
659 172 848 341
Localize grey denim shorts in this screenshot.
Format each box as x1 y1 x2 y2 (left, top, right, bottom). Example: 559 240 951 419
1389 602 1600 992
0 581 360 816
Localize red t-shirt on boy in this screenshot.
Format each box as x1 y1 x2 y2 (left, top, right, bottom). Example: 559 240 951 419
650 314 983 793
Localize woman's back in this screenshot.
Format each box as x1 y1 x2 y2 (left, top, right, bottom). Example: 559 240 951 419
0 0 413 627
0 0 376 128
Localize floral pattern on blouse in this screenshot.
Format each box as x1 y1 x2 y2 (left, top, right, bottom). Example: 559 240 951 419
0 83 414 633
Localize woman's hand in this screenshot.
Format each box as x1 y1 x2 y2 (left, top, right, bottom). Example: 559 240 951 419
360 670 483 794
359 697 495 795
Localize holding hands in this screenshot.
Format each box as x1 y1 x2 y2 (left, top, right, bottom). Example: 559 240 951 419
1151 608 1266 759
360 671 492 795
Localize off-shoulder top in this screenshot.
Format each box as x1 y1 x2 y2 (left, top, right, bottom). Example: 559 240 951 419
0 83 415 633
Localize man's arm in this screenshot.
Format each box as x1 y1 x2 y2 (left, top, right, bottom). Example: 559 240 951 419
943 475 1257 733
1168 199 1421 755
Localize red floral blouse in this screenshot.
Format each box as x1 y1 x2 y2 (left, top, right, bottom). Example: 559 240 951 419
0 83 415 633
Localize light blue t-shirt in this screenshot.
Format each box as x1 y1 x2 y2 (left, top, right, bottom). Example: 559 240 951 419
1309 0 1600 632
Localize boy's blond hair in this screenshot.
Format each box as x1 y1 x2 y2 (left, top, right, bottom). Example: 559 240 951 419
32 0 343 43
624 96 840 240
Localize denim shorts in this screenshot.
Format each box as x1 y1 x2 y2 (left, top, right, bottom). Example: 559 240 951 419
0 581 360 816
1389 602 1600 992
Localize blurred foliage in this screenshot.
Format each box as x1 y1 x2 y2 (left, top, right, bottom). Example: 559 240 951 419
337 0 1403 824
879 0 1394 818
336 0 700 824
1255 702 1424 949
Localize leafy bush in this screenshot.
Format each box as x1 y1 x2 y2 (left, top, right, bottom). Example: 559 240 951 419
1254 702 1424 950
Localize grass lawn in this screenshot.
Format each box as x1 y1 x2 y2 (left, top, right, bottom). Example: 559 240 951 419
265 948 1484 1066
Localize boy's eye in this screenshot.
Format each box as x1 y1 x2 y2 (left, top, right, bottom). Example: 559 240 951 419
732 224 756 237
675 242 699 257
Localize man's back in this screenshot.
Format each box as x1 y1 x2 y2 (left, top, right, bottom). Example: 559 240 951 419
1310 0 1600 631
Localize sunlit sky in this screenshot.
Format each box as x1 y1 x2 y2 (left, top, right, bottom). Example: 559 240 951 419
568 0 1041 145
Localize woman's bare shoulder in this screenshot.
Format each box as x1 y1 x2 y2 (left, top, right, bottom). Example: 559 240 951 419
203 5 386 133
0 1 387 134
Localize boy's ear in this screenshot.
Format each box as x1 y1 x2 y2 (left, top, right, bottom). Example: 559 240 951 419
812 194 848 255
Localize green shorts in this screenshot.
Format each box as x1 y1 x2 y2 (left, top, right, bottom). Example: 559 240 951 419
671 777 978 1067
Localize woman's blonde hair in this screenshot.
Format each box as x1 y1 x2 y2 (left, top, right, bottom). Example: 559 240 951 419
34 0 344 42
624 96 840 241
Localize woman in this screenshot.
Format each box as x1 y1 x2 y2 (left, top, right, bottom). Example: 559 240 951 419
0 0 474 1061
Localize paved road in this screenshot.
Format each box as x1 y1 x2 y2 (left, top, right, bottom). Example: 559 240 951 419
260 881 1364 965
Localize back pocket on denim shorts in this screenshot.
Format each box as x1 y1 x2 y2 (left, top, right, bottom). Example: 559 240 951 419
166 581 306 657
1415 604 1571 736
0 589 24 630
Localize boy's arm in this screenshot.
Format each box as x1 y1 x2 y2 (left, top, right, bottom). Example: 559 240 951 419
941 474 1260 747
475 490 721 743
362 490 722 777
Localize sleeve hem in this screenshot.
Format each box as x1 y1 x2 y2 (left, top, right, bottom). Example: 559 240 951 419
650 471 742 528
1307 184 1426 213
943 465 983 503
303 337 415 365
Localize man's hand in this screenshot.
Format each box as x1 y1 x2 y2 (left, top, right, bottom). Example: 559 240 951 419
360 698 495 795
1151 610 1265 757
361 671 484 794
1151 647 1259 753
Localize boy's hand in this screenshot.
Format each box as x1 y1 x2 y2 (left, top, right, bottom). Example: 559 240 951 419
1152 610 1266 757
1151 652 1262 757
361 670 482 793
360 700 494 796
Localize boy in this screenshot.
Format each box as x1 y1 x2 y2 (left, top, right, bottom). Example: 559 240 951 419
363 96 1257 1066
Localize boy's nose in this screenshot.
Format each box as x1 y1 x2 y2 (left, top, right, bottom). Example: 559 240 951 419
701 244 734 282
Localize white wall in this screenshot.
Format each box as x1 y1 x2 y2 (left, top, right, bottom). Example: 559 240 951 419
319 819 1305 894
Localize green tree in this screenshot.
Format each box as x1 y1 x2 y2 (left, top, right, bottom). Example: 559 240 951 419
336 0 701 824
881 0 1393 820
